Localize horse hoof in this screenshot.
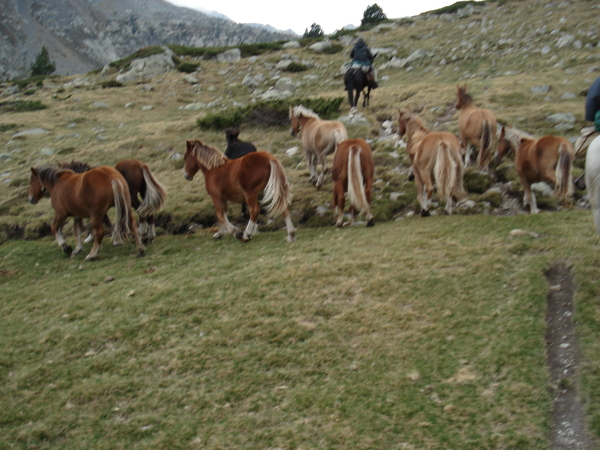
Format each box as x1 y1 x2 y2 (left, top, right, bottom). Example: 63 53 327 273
286 234 296 243
235 231 244 240
212 233 223 240
63 245 73 257
85 254 99 261
366 219 375 227
420 210 430 217
408 173 415 181
137 249 146 258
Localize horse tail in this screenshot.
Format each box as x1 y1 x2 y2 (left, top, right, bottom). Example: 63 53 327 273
261 158 292 217
334 127 348 150
479 119 493 169
137 164 168 218
555 142 574 201
347 145 369 213
111 177 132 245
434 140 457 202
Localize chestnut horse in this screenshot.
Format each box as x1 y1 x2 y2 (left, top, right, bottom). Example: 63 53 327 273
332 138 375 227
398 108 466 215
289 105 348 187
585 136 600 235
455 84 497 171
28 166 145 260
497 126 574 214
184 139 296 242
58 159 167 244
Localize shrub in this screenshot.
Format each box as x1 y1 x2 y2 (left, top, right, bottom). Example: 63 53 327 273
321 44 344 55
101 80 123 88
283 62 308 73
30 47 56 77
197 97 345 130
177 62 200 73
0 100 47 113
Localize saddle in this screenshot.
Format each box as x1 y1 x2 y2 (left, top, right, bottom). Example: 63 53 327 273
575 126 600 158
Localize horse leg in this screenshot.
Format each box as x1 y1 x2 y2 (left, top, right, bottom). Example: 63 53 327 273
413 172 429 217
72 218 84 256
128 209 146 258
147 215 156 244
51 212 72 256
85 215 105 261
333 181 345 227
213 199 239 239
520 178 539 214
307 153 318 184
283 210 296 242
138 216 149 244
241 196 261 242
365 178 375 227
315 148 332 188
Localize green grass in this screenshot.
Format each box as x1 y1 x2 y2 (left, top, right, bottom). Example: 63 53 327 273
1 211 599 448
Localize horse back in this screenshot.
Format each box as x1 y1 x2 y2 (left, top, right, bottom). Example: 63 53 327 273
306 120 348 152
115 159 145 195
416 132 461 168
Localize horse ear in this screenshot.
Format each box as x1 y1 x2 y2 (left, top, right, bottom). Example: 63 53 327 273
30 167 38 176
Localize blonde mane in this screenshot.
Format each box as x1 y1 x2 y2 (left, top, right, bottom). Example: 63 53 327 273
187 139 229 170
503 126 534 152
290 105 320 120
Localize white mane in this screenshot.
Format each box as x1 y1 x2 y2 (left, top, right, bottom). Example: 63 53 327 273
290 105 320 120
503 126 534 151
188 139 229 170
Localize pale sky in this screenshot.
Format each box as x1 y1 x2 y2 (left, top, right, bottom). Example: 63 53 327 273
165 1 478 35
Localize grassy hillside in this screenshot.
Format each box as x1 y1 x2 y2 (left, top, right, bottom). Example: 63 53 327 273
1 0 600 447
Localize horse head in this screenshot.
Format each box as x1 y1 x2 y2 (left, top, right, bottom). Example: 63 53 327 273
289 106 301 136
224 127 240 144
397 108 412 138
184 140 201 181
455 84 472 110
28 166 62 204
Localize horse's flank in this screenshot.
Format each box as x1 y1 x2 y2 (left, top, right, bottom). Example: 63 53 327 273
585 136 600 235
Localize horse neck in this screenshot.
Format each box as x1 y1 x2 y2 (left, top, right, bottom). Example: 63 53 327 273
406 120 428 150
298 115 316 129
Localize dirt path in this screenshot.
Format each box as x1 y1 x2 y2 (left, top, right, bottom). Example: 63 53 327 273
545 260 594 450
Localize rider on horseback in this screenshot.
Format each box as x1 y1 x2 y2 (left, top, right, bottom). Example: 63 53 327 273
350 38 378 89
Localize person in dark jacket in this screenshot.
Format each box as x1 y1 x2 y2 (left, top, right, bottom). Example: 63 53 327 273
350 38 378 89
585 75 600 128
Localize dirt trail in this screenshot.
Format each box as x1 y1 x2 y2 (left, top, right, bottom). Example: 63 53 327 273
545 260 594 450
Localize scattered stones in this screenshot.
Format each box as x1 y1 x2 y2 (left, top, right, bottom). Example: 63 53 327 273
13 128 49 137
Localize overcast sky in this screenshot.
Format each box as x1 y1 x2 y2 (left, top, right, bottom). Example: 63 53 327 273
164 1 478 35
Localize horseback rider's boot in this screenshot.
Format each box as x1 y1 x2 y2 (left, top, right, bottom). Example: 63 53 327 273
367 72 379 89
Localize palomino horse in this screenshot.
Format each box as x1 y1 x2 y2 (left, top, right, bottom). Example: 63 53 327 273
344 67 371 109
455 84 497 171
28 166 145 260
585 136 600 235
398 108 466 215
184 139 296 242
58 159 167 244
331 138 375 227
289 105 348 188
497 126 574 214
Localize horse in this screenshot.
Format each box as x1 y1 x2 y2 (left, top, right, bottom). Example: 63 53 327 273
331 138 375 227
455 84 497 171
58 159 167 244
28 165 145 260
344 67 371 109
289 105 348 188
224 127 257 159
585 136 600 235
398 108 466 215
184 139 296 242
497 126 574 214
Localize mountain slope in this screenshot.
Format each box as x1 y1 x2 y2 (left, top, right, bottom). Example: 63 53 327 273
0 0 296 80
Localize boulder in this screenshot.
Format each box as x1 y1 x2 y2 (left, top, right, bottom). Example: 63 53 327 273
116 52 175 82
216 48 241 63
309 39 332 53
282 40 301 49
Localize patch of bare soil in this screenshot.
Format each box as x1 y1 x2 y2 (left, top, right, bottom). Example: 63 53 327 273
545 260 594 450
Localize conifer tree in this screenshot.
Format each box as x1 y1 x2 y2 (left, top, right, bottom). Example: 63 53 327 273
30 46 56 77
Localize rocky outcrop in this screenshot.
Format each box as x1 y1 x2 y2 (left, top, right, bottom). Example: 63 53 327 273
0 0 296 80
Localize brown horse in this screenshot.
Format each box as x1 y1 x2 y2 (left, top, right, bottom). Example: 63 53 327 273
332 138 375 227
184 139 296 242
455 84 497 171
497 126 574 214
58 159 167 244
289 105 348 188
398 108 466 215
28 166 145 260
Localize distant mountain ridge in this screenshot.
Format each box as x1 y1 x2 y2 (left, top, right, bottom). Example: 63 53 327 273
0 0 297 80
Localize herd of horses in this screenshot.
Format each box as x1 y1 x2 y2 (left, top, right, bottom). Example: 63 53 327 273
28 84 600 260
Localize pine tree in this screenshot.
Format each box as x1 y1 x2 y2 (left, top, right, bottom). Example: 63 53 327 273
303 23 324 39
30 46 56 77
361 4 387 26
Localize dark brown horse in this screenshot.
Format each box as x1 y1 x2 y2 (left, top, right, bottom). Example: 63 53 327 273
344 67 371 109
497 126 574 214
58 159 167 243
332 138 375 227
184 139 296 242
28 166 145 260
456 84 497 171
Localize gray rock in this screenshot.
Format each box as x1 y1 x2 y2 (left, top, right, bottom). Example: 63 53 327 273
556 34 575 48
40 147 55 156
282 40 300 49
182 102 207 111
13 128 49 137
182 74 199 84
532 182 553 197
93 101 109 108
116 52 175 82
216 48 241 63
309 39 332 53
531 85 551 95
286 146 300 157
546 112 576 123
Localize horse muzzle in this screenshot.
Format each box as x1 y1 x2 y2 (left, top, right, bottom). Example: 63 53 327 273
184 173 193 181
289 127 297 137
28 195 37 205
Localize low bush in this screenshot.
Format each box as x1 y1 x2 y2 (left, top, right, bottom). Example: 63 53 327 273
177 62 200 73
0 100 47 113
